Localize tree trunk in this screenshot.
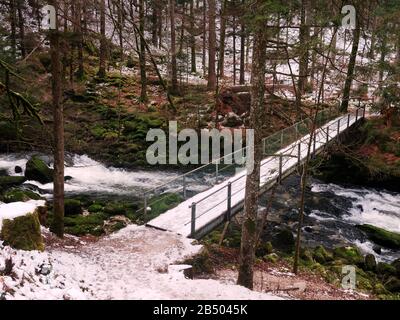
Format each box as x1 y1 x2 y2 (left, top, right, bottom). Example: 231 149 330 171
340 24 361 112
75 0 84 79
49 1 65 238
218 0 227 78
233 12 237 85
239 3 245 85
151 0 158 46
202 0 207 76
10 0 17 58
139 0 148 101
98 0 107 79
237 24 267 290
190 0 197 73
17 0 25 58
170 0 178 94
207 0 216 90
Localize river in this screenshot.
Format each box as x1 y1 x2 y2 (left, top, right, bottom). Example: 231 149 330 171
0 153 399 262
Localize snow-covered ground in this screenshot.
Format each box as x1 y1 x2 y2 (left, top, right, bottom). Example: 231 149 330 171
0 225 282 300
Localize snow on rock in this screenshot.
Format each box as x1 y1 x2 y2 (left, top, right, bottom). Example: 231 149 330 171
0 225 283 300
0 200 46 231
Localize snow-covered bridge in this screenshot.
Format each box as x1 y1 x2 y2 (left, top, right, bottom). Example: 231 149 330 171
146 107 366 239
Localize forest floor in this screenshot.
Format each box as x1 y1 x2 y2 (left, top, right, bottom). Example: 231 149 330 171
0 225 282 300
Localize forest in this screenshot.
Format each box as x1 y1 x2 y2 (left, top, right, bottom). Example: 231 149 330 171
0 0 400 301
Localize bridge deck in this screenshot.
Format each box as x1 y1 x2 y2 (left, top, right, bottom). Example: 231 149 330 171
147 111 363 239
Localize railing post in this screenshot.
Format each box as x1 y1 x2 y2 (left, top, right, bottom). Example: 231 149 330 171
337 118 341 136
297 143 301 167
215 163 219 184
347 113 350 128
191 203 196 238
183 175 187 199
326 126 330 144
227 182 232 221
144 195 148 215
278 154 283 184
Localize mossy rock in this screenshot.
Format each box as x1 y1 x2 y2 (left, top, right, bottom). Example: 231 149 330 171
88 204 104 213
357 224 400 250
333 246 364 265
385 277 400 293
64 213 107 236
3 188 42 203
104 203 126 216
391 259 400 277
364 254 377 272
0 176 26 190
313 245 333 264
300 247 314 263
263 253 279 264
25 156 53 184
377 262 397 276
64 199 83 216
273 228 295 252
256 241 273 257
0 210 44 251
185 248 213 274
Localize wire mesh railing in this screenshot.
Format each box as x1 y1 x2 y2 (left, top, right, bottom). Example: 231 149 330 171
138 105 348 216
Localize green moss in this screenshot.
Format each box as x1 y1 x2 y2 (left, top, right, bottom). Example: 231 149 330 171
2 188 41 203
0 211 44 251
313 245 333 264
256 241 273 257
88 204 104 213
333 246 364 265
64 199 83 216
25 156 53 184
184 249 213 274
357 224 400 249
0 176 26 190
64 212 107 236
144 193 184 221
377 262 397 276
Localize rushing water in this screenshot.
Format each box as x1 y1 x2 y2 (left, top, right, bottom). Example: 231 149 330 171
1 153 399 261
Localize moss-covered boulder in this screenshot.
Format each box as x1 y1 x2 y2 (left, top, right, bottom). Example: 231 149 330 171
64 199 83 216
385 277 400 293
63 212 107 236
313 245 333 264
3 188 42 203
0 176 26 190
333 246 364 265
364 254 377 271
391 259 400 277
25 156 53 184
256 241 273 257
300 247 314 263
377 262 397 276
0 210 44 251
357 224 400 249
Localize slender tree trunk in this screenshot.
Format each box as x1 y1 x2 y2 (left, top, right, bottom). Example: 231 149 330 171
202 0 207 76
378 35 387 91
98 0 107 79
10 0 17 58
233 13 237 85
340 24 361 112
170 0 178 94
190 0 197 73
75 0 84 79
49 1 65 238
237 23 267 290
17 0 25 58
151 0 158 46
139 0 148 101
239 3 245 85
207 0 216 90
218 0 227 78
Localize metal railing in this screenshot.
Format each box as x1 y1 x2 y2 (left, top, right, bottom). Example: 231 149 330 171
138 105 352 216
187 106 366 238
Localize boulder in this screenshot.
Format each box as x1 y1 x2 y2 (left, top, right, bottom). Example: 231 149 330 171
0 176 26 190
274 228 295 252
391 258 400 277
103 215 130 235
357 224 400 250
256 241 273 257
64 199 83 216
25 156 53 184
364 254 377 271
221 112 243 127
3 188 42 203
333 246 364 265
377 262 397 276
14 166 23 174
385 277 400 293
313 245 333 264
0 209 44 251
